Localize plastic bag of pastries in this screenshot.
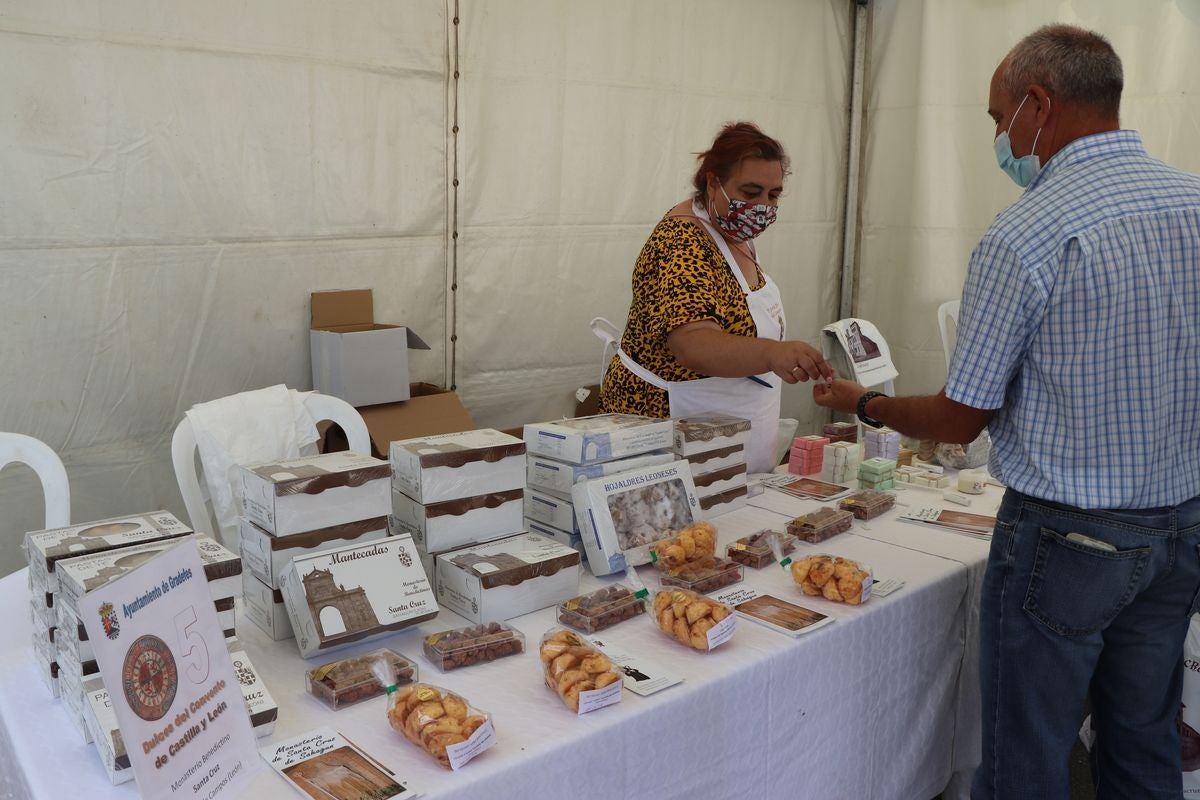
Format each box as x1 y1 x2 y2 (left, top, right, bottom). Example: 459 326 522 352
372 659 495 769
650 521 717 571
652 588 736 651
789 554 873 605
538 628 624 713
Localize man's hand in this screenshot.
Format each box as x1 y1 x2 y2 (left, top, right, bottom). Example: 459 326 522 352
813 378 868 413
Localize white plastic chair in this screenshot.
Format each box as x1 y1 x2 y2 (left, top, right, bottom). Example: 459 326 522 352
171 392 370 537
938 300 961 372
0 433 70 528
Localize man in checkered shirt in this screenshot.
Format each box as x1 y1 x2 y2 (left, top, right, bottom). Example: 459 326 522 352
816 24 1200 800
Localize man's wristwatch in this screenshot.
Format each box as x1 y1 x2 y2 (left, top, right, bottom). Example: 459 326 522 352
856 391 887 428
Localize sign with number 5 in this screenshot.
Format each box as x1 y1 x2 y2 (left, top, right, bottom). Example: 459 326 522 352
81 535 259 798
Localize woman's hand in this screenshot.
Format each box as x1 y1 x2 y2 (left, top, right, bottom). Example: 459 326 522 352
768 341 834 384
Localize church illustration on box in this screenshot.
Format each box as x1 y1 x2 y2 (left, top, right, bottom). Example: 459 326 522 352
301 567 381 644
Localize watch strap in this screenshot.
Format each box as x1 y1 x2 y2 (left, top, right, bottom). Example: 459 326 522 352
856 391 887 428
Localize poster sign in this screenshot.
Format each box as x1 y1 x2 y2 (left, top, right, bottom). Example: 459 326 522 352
80 537 259 798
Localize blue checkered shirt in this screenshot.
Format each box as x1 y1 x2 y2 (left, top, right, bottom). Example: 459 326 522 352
946 130 1200 509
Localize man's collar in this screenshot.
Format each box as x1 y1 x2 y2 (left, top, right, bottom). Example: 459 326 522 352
1026 129 1145 191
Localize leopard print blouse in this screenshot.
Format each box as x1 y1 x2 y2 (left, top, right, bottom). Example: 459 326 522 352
598 214 758 418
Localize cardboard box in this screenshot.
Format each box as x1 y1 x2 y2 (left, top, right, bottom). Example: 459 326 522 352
24 511 192 592
33 645 58 699
685 444 746 477
699 485 749 517
391 428 526 504
672 414 752 457
435 532 581 623
356 383 476 458
691 463 749 499
525 450 675 495
237 452 390 536
524 487 578 534
390 488 523 553
279 533 438 658
242 571 294 641
59 682 92 744
239 516 390 589
524 414 674 465
56 535 241 618
571 459 701 576
524 518 585 558
82 677 133 785
310 289 430 407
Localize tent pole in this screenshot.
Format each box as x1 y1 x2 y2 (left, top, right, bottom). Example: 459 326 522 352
838 0 869 321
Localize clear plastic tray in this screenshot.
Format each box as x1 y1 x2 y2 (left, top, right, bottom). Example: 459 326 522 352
838 490 896 521
726 530 797 569
306 649 417 710
787 507 855 543
659 556 743 593
423 622 526 672
557 585 646 633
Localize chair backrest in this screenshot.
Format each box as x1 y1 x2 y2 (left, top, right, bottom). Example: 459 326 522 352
171 392 371 537
937 300 961 372
0 433 70 528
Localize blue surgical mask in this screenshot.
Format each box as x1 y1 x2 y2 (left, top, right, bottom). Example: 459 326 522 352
993 93 1046 188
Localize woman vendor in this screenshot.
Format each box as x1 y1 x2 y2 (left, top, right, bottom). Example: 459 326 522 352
598 121 831 472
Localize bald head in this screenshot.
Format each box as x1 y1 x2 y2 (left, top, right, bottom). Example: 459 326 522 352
1001 24 1123 122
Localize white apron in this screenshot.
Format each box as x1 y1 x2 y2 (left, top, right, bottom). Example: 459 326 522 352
600 202 786 473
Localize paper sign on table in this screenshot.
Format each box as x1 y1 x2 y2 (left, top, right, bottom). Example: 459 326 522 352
712 586 835 637
261 727 418 799
871 578 906 598
79 537 259 799
769 477 853 502
586 637 683 697
897 507 996 539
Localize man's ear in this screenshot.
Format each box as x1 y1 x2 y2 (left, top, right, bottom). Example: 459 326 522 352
1028 84 1053 126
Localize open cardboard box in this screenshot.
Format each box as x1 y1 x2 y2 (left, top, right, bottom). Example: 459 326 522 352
310 289 430 407
322 383 476 459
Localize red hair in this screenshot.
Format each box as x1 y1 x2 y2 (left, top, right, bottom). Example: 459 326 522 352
692 122 790 202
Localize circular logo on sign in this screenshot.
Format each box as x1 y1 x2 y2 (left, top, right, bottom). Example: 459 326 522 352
121 635 178 721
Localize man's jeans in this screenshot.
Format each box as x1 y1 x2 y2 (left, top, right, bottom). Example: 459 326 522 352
972 489 1200 799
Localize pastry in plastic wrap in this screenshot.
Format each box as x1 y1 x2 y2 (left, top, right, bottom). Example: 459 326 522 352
652 589 735 651
651 521 717 570
789 554 873 605
383 683 493 768
539 629 623 712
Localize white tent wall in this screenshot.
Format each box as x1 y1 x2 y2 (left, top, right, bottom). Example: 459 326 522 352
454 0 852 428
858 0 1200 397
0 2 451 575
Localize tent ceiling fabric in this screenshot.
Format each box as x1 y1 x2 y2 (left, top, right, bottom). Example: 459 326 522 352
859 0 1200 398
0 0 450 573
454 0 852 429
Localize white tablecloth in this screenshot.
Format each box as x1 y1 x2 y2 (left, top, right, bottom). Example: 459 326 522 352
0 500 987 800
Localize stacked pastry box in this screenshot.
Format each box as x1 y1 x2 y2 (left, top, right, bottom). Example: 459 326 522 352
236 452 393 642
80 638 277 785
524 414 698 577
673 414 751 517
524 422 675 565
24 511 192 705
390 428 580 627
389 429 526 582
